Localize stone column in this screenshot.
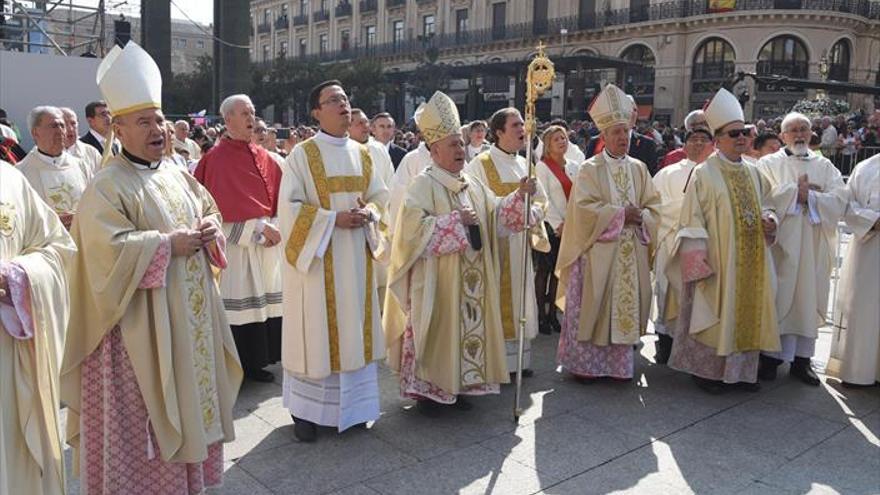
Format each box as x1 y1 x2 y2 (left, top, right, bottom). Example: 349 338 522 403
213 0 251 113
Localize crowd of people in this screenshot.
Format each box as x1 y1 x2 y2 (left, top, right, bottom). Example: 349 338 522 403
1 41 878 494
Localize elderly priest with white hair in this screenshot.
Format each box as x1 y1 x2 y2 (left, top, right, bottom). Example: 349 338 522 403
755 111 847 386
16 106 94 230
61 42 242 494
0 160 76 495
195 94 284 383
383 91 536 413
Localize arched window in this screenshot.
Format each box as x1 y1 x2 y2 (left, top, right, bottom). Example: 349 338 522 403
757 35 808 79
618 44 655 101
828 39 851 82
691 37 736 95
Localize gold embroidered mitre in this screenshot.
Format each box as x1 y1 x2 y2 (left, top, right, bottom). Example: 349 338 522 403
703 88 744 133
414 91 461 146
96 41 162 117
588 84 634 132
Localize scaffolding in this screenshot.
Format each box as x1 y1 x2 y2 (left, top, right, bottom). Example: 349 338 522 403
0 0 112 56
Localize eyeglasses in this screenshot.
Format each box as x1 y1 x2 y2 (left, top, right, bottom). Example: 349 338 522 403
724 129 750 138
254 127 268 134
319 94 349 106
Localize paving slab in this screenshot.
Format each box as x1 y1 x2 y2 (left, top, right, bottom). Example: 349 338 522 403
237 428 416 494
480 412 648 480
364 444 553 495
210 463 274 495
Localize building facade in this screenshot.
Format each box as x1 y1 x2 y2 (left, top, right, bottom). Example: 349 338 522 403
249 0 880 124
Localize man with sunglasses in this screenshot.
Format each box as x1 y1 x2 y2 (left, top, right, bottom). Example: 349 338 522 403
755 112 847 386
651 126 714 364
278 80 389 442
666 88 781 393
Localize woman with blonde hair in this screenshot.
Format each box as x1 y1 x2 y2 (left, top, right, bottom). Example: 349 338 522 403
464 120 490 161
534 125 579 334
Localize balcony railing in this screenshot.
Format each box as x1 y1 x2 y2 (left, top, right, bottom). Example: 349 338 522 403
313 10 330 22
387 0 406 7
415 0 435 4
336 2 353 16
275 15 289 30
257 22 270 34
359 0 378 12
293 14 309 26
270 0 879 64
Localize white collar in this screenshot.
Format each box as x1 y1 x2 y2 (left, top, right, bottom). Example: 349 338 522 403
602 149 627 164
491 144 520 160
89 128 107 145
716 150 742 165
784 146 813 160
34 148 66 167
315 130 349 147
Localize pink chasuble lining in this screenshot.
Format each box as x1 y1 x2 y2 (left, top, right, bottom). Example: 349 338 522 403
79 326 224 495
556 257 634 379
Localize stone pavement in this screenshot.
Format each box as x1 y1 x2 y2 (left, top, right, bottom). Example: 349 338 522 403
64 327 879 495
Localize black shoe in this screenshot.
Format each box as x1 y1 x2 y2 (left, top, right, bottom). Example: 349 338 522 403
573 374 598 385
246 369 275 383
510 369 534 381
737 381 762 393
538 319 553 335
758 355 781 381
549 315 562 333
415 399 443 417
692 375 726 394
453 396 474 411
655 334 673 365
790 357 820 386
291 416 317 442
840 381 875 389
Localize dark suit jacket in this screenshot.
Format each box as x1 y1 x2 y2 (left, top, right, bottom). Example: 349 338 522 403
388 143 407 170
80 131 104 154
584 131 659 175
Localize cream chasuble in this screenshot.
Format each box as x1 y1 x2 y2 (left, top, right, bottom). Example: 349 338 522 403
384 166 511 394
756 149 847 338
651 158 696 330
0 165 76 495
278 132 388 380
464 147 550 346
367 137 395 294
556 151 659 345
828 155 880 385
62 156 243 464
666 153 780 356
16 149 93 217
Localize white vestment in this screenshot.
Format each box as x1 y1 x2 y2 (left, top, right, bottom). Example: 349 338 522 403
535 157 579 231
756 149 847 360
16 148 93 215
651 158 697 334
465 146 548 371
66 140 102 175
278 131 388 429
535 140 586 167
828 155 880 384
388 142 431 228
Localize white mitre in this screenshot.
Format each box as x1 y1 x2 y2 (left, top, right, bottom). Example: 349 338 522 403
703 88 743 133
414 91 462 146
96 41 162 116
588 84 634 132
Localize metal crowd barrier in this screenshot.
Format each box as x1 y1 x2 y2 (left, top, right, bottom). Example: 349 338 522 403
832 146 880 177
